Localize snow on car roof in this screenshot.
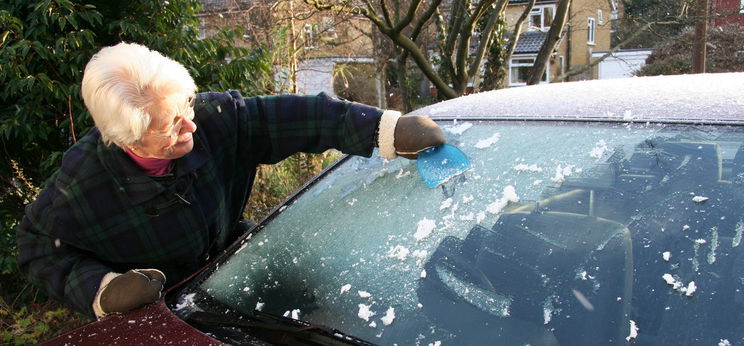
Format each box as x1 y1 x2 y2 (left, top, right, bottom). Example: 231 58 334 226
415 73 744 124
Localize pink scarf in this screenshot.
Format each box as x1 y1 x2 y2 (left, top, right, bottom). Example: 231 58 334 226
125 149 174 176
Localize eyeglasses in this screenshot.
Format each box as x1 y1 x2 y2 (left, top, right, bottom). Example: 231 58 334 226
145 96 195 140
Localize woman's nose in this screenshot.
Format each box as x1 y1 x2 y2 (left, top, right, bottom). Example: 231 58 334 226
181 117 197 134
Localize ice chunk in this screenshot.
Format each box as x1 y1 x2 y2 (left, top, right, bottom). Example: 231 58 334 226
513 163 543 172
692 195 709 203
543 297 555 325
235 241 248 254
685 281 697 296
486 186 519 214
420 270 427 279
381 307 396 326
551 165 574 183
662 251 671 261
387 245 410 261
474 133 501 149
719 339 731 346
358 291 372 298
589 140 609 159
395 169 411 179
340 284 352 294
439 198 453 210
412 249 428 259
414 218 437 241
662 273 683 290
708 227 719 264
459 212 474 221
358 304 375 321
255 302 265 311
445 122 473 135
174 293 196 311
626 320 639 341
476 211 486 223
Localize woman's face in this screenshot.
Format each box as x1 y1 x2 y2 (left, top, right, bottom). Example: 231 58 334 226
130 94 198 160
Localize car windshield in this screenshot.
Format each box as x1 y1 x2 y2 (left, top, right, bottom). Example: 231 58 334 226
171 119 744 345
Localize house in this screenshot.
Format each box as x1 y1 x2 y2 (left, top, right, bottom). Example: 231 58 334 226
504 0 614 86
713 0 744 26
197 0 384 106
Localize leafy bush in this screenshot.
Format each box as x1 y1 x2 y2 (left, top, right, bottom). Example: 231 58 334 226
1 299 89 345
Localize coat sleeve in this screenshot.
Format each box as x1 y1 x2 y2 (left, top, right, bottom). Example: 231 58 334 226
16 180 111 318
235 92 386 164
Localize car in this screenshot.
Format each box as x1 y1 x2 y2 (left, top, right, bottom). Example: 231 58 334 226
43 72 744 345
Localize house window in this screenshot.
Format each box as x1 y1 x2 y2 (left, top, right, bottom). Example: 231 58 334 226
509 56 549 86
587 17 596 45
303 23 319 49
598 9 604 25
740 0 744 13
529 5 555 30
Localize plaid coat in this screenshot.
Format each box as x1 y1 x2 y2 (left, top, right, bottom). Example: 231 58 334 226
16 91 383 317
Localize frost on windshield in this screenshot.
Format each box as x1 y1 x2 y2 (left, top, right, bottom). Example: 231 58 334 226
191 121 744 345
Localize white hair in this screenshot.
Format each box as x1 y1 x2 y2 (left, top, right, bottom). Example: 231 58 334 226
81 42 197 148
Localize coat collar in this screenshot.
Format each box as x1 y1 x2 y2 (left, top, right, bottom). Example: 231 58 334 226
96 128 211 205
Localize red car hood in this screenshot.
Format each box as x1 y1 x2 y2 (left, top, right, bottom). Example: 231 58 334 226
40 300 222 345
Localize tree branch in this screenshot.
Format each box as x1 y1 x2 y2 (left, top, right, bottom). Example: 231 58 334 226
443 0 465 58
393 0 422 33
434 8 457 81
411 0 443 41
379 0 394 29
390 31 458 99
466 0 499 28
527 0 570 85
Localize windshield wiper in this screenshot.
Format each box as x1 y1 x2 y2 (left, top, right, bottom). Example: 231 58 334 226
186 310 376 346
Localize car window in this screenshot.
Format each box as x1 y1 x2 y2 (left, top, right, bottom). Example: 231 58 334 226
173 120 744 345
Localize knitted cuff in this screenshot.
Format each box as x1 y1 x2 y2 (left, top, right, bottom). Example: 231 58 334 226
377 110 401 159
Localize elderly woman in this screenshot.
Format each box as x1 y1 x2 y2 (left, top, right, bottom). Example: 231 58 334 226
16 42 445 318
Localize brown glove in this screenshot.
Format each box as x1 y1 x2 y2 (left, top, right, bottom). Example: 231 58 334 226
99 269 165 315
394 115 447 159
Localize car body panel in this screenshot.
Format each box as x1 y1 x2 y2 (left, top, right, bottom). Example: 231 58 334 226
416 72 744 124
39 301 222 345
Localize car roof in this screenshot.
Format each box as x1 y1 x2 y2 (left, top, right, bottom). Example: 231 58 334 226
415 72 744 125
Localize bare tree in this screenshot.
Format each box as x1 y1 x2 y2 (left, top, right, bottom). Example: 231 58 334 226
304 0 517 100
